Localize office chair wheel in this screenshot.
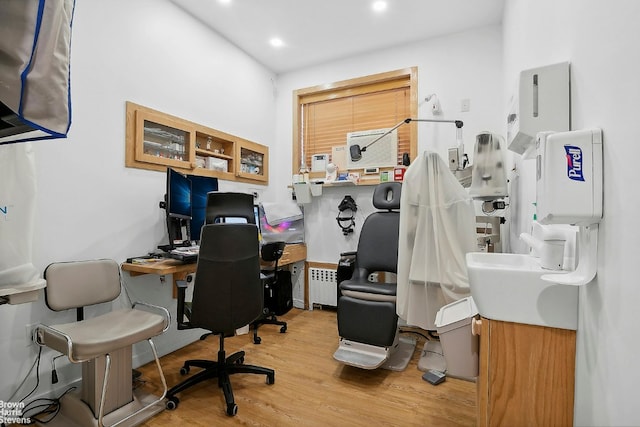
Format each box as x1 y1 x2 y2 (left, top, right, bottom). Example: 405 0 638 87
236 356 245 364
166 396 179 410
227 403 238 416
180 366 190 375
253 336 262 344
280 325 287 333
266 373 275 385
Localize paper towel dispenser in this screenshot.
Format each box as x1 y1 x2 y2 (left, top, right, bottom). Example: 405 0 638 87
507 62 571 158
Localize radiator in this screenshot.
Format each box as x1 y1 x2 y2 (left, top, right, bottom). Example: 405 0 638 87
308 267 337 309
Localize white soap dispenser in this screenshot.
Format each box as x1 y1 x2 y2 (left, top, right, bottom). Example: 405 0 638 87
520 222 566 271
535 129 603 285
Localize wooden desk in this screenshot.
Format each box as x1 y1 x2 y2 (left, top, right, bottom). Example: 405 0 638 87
122 243 306 298
270 243 306 267
122 258 195 298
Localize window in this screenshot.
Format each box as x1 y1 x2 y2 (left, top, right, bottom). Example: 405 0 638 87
292 68 418 176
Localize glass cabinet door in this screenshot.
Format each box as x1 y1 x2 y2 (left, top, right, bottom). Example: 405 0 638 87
236 139 268 182
134 110 194 169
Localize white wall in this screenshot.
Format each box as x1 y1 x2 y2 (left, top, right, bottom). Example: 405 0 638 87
0 0 277 401
7 3 635 424
503 1 640 425
275 25 504 262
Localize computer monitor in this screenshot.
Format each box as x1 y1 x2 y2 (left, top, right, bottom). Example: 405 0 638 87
187 174 219 242
167 168 191 219
222 205 262 241
162 168 192 250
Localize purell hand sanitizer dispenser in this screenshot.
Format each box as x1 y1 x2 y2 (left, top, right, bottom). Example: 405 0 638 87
536 129 603 285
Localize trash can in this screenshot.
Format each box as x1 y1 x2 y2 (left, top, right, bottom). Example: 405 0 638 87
434 296 479 379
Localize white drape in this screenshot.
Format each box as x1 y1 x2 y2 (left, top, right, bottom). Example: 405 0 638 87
396 151 477 330
0 143 39 292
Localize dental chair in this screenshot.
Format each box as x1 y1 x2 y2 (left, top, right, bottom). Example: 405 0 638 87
333 182 415 370
35 259 170 427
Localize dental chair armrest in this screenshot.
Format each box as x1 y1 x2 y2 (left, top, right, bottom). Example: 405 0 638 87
132 301 171 332
34 324 85 363
339 281 396 297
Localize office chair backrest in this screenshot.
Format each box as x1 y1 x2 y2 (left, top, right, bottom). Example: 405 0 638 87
43 259 121 311
261 241 286 263
356 182 402 275
206 192 255 225
190 223 262 334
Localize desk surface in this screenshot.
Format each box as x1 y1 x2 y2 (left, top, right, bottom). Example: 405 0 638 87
121 243 306 277
121 258 195 277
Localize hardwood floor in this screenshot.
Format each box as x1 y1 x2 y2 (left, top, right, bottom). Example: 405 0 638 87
137 308 476 426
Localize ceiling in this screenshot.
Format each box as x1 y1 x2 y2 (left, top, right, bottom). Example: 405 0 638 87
170 0 505 74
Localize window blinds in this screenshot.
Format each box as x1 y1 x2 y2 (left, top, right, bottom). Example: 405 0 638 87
300 85 411 170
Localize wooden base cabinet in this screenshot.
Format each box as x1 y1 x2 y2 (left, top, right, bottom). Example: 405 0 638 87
477 317 576 427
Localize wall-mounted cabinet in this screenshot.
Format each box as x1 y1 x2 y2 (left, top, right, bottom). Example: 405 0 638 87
126 102 268 184
236 139 268 183
134 108 194 171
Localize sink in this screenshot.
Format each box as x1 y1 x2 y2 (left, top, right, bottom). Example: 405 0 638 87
465 252 578 330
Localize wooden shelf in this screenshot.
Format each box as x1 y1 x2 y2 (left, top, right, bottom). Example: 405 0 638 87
195 148 233 160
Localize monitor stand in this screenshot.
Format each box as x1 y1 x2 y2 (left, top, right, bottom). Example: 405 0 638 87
160 217 192 252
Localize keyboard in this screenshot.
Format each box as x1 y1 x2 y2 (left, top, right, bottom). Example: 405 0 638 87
168 245 199 262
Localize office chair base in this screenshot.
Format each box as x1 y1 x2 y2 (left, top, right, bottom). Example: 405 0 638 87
35 388 164 427
252 313 287 344
165 349 275 416
333 335 416 371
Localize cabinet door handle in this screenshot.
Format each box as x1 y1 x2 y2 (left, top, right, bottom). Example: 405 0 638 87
472 318 483 336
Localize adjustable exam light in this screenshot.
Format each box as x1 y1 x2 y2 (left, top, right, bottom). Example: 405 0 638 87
349 118 464 164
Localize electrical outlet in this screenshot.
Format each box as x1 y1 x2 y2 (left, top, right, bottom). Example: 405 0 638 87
25 323 37 347
461 98 471 112
248 188 261 201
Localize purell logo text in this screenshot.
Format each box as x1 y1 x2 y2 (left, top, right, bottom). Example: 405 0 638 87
565 145 584 182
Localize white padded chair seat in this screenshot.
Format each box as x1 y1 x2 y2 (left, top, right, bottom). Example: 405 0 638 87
38 308 167 361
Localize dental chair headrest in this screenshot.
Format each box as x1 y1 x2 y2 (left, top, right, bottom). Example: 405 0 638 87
373 182 402 211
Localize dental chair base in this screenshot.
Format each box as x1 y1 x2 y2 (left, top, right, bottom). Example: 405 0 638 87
36 385 165 427
333 332 416 371
335 295 416 370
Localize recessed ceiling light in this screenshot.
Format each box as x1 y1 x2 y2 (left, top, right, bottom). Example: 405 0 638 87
372 1 387 13
269 37 284 48
218 0 232 5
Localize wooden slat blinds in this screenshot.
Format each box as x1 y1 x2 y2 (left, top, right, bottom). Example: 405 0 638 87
293 68 418 175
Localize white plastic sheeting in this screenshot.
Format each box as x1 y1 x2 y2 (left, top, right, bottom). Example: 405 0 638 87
0 0 75 144
0 143 42 297
396 151 476 330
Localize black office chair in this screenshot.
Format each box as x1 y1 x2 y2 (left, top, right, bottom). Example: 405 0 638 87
165 192 274 417
333 182 415 370
252 241 290 344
